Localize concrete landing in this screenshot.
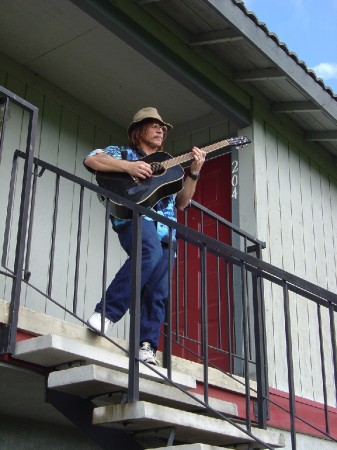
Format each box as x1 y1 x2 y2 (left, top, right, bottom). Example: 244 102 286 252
48 364 238 416
93 401 285 449
14 334 195 389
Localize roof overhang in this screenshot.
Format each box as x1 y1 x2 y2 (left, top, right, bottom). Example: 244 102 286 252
0 0 336 156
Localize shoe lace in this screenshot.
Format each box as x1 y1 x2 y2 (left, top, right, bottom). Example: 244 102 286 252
140 342 154 353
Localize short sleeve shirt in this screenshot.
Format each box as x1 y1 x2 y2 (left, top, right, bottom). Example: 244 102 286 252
85 145 177 243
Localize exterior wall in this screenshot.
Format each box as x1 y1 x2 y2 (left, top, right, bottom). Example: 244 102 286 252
0 52 130 341
254 117 337 290
273 428 337 450
249 99 337 405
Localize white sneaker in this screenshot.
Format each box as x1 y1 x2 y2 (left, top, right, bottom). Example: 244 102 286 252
139 342 159 366
87 312 114 334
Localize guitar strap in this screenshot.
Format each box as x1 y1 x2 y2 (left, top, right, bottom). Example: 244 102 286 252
153 202 158 230
120 147 146 159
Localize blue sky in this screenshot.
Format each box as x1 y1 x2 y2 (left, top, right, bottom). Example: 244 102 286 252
243 0 337 94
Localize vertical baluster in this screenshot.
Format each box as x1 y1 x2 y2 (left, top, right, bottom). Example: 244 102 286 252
283 282 297 450
317 304 330 434
99 199 110 332
2 153 19 270
164 227 174 378
329 304 337 406
72 185 84 314
47 174 60 298
241 260 251 431
200 243 209 404
128 210 142 402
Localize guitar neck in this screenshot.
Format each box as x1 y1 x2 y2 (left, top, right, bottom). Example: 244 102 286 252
162 138 238 170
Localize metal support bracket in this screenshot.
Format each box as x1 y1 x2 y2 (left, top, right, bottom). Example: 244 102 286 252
166 427 176 446
0 324 11 354
46 388 144 450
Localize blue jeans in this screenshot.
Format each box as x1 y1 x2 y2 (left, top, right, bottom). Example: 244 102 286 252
95 219 175 350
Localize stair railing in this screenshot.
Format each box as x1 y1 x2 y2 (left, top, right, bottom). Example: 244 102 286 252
2 149 337 448
1 88 337 448
0 147 274 447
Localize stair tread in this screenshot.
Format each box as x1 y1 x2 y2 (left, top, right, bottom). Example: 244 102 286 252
93 401 285 449
148 445 235 450
48 364 238 416
14 334 195 389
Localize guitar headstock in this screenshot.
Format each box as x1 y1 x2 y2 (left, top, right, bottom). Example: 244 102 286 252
227 136 251 147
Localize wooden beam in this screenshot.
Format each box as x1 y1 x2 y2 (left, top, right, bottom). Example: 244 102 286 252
234 67 284 82
304 130 337 141
190 29 243 46
271 101 321 113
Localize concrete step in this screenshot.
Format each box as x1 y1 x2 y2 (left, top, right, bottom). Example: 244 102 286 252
48 364 238 416
148 445 244 450
93 401 285 449
13 334 195 390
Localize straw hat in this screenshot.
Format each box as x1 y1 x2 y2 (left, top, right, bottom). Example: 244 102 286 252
127 107 173 136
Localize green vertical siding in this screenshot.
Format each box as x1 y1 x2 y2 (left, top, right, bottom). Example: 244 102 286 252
0 54 127 341
252 103 337 405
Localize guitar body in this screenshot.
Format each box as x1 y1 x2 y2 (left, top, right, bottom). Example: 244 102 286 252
96 152 184 219
95 136 250 219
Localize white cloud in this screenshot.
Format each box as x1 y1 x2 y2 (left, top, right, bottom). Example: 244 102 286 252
312 63 337 80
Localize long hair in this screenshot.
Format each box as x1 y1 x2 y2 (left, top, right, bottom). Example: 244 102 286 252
128 120 167 151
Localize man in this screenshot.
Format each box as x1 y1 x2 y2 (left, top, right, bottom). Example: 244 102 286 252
84 107 205 365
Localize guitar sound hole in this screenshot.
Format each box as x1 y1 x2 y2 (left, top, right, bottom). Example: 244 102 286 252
151 162 165 176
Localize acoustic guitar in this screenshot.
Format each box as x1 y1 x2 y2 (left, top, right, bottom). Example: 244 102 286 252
96 136 250 219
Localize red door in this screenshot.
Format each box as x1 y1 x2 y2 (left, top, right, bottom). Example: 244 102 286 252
170 153 233 371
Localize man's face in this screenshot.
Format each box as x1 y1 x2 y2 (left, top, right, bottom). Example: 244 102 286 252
140 121 167 150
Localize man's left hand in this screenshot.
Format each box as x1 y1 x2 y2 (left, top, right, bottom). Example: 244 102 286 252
190 146 206 173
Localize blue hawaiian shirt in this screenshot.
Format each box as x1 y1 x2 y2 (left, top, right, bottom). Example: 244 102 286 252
85 145 177 243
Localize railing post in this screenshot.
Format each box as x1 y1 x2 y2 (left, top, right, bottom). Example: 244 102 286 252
241 261 252 431
0 96 10 162
163 228 174 378
1 106 38 354
200 243 209 404
252 271 269 428
128 211 142 402
283 282 297 450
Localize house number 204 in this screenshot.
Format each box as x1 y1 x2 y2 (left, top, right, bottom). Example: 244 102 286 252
231 159 239 199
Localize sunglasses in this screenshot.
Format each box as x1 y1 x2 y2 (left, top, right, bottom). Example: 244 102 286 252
150 122 168 133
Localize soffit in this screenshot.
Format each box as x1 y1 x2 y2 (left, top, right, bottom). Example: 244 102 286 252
0 0 219 142
0 0 336 156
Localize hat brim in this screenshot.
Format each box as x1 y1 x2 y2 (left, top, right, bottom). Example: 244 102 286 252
128 118 173 136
